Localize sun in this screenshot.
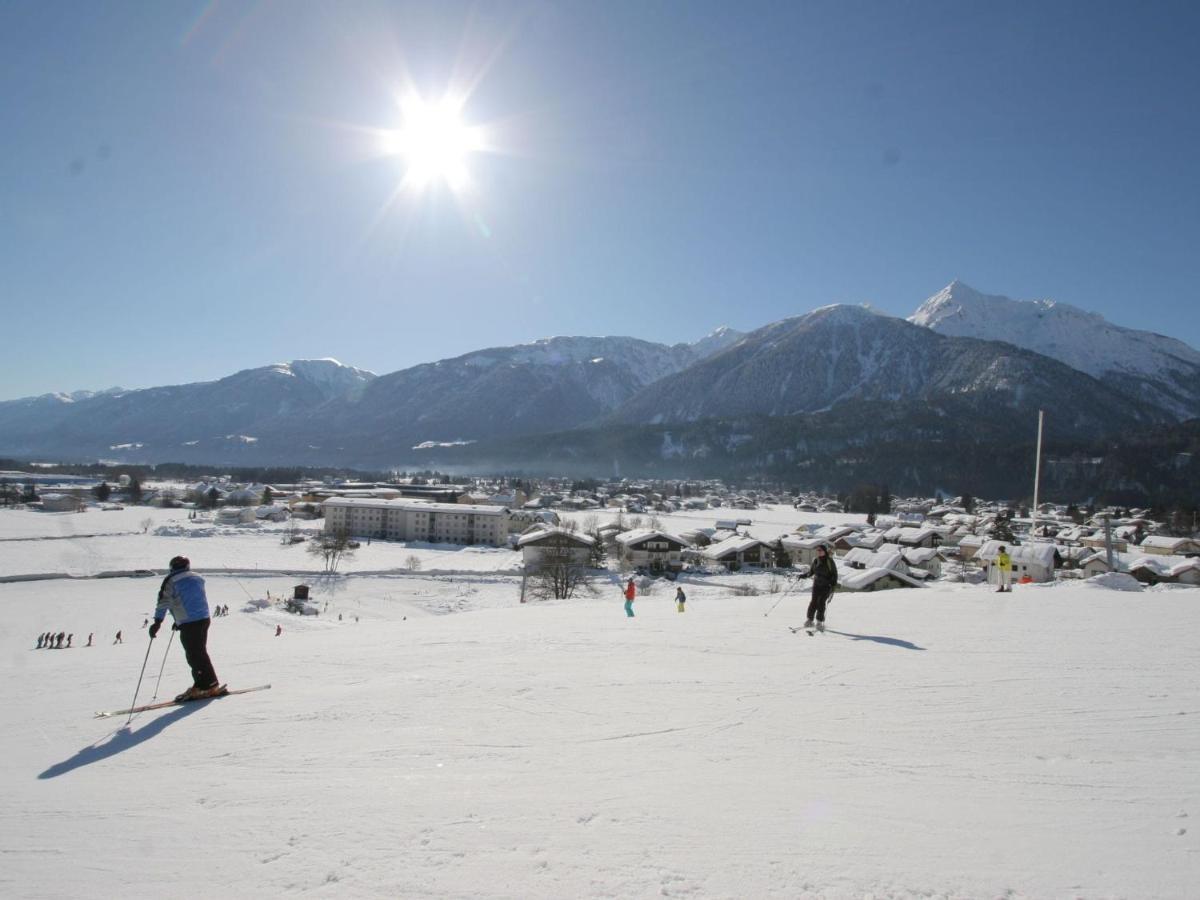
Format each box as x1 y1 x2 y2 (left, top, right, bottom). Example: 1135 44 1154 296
382 95 482 192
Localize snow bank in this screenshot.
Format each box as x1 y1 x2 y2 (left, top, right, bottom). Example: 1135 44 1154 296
1086 572 1144 592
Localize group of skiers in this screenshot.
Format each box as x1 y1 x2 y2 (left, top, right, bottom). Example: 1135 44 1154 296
620 543 841 629
36 631 92 649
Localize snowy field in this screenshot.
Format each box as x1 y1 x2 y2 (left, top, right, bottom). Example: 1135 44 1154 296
2 506 1199 898
0 503 860 580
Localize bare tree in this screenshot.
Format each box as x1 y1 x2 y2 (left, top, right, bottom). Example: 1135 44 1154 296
404 554 422 572
307 527 356 573
527 532 592 600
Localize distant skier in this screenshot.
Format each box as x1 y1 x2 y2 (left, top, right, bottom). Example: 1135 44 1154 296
36 634 44 649
994 546 1013 593
275 624 282 637
56 632 65 649
804 544 838 632
86 633 93 647
675 585 686 613
114 630 123 644
623 577 636 617
66 634 72 648
150 556 223 702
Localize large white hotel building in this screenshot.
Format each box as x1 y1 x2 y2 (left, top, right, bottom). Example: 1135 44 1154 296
322 497 508 546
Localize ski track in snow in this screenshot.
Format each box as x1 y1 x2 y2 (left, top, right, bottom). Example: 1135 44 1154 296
2 508 1199 898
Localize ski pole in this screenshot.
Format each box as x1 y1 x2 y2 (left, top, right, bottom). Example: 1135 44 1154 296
763 573 802 617
125 637 156 727
150 628 175 701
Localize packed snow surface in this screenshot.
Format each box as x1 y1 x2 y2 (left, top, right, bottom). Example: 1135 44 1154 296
2 509 1198 898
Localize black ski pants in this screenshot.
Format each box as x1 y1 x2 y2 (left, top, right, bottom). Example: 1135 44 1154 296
178 618 219 689
807 582 834 623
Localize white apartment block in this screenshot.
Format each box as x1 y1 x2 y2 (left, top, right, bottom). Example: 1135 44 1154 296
323 497 508 546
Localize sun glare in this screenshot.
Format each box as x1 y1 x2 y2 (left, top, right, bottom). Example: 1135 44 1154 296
384 95 481 192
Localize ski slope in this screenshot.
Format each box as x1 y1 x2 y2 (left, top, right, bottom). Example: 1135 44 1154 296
4 569 1198 898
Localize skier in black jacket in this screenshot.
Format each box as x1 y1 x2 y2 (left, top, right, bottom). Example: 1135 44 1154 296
804 544 838 632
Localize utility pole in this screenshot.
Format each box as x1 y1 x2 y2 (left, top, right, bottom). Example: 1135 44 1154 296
1031 409 1044 542
1104 514 1115 570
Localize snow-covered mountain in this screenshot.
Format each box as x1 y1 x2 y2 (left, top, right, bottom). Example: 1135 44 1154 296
609 304 1165 439
910 281 1200 419
299 332 745 451
0 360 376 460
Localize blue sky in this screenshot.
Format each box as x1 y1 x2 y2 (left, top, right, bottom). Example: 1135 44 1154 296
2 0 1198 399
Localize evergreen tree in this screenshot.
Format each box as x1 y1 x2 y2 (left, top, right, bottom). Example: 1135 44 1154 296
262 486 274 505
123 476 143 504
93 482 112 502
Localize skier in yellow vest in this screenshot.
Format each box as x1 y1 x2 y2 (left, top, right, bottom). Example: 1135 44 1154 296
995 546 1013 593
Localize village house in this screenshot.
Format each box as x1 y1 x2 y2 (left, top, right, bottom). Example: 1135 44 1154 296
956 535 986 560
1080 532 1129 554
517 527 596 570
778 535 829 568
1169 558 1200 585
838 567 925 592
841 530 888 554
900 546 943 578
1128 556 1200 586
702 535 774 571
1138 536 1200 557
842 546 908 574
614 529 689 573
215 506 257 525
1078 551 1114 577
1127 557 1170 585
39 493 86 513
976 541 1058 583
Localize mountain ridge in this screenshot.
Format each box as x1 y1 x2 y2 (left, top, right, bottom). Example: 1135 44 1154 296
909 281 1200 419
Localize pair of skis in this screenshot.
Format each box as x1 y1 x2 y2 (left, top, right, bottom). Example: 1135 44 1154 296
788 624 825 636
95 684 271 718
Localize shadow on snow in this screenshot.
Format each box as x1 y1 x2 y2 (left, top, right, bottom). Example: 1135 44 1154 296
826 630 926 651
38 702 209 780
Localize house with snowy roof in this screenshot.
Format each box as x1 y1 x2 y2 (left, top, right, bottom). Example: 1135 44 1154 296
1138 536 1200 557
892 526 943 549
702 534 775 571
39 493 85 513
614 529 689 573
517 527 596 570
842 546 907 574
1078 551 1114 578
778 535 831 567
956 534 986 560
1127 557 1171 585
838 567 925 592
900 546 944 577
976 541 1058 583
1080 532 1128 553
1169 558 1200 586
